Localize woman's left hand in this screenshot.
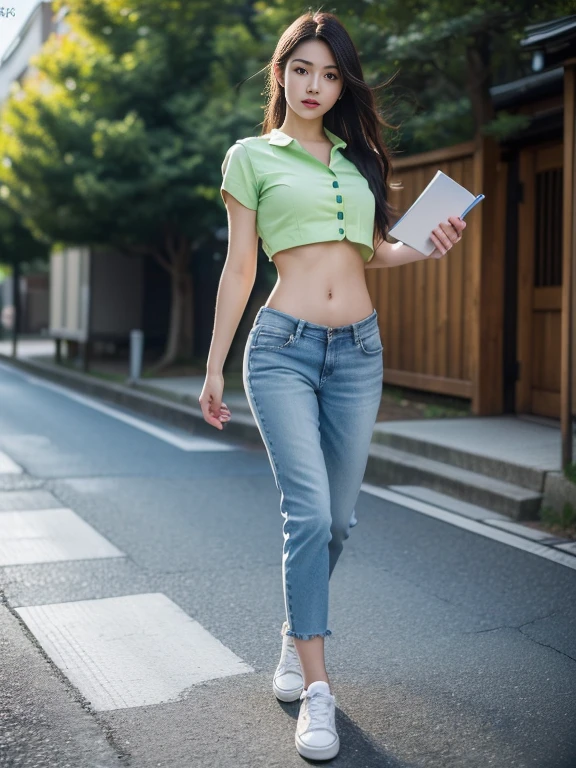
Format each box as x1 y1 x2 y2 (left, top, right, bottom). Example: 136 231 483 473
429 216 466 259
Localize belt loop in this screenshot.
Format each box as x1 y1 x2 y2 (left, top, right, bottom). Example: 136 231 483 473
293 318 306 342
352 323 360 345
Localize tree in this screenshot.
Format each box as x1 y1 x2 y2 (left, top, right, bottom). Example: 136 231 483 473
0 0 263 372
367 1 573 148
254 1 572 153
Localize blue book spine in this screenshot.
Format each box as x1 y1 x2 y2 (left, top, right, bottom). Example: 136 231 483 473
460 194 485 219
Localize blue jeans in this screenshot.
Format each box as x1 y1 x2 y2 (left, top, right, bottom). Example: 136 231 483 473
242 305 383 640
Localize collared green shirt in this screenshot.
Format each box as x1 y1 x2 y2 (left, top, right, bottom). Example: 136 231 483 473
220 126 376 263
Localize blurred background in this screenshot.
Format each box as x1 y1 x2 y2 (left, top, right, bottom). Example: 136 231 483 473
0 2 575 472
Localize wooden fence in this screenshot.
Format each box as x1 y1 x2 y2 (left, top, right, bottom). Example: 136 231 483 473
367 140 489 403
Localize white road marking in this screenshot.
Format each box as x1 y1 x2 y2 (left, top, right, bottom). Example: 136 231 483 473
556 541 576 555
16 593 254 711
0 508 124 566
0 489 63 511
0 452 23 474
0 362 236 452
361 483 576 572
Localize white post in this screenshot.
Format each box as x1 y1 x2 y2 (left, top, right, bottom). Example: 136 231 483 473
129 329 144 383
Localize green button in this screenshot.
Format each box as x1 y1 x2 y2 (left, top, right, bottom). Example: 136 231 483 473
339 228 344 234
337 211 344 220
336 195 342 203
332 181 339 188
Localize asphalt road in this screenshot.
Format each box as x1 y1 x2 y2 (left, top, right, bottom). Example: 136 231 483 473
0 361 575 768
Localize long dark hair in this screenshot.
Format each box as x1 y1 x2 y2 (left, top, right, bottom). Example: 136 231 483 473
261 10 399 252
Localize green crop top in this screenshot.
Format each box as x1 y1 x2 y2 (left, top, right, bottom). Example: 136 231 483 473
220 126 376 263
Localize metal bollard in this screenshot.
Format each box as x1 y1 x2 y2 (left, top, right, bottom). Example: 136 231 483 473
129 329 144 383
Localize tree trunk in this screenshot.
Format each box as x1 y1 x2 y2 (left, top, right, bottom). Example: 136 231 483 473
11 257 20 359
145 229 193 376
182 269 194 358
466 33 495 130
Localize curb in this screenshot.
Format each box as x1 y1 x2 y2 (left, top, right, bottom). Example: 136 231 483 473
1 353 574 556
0 354 263 449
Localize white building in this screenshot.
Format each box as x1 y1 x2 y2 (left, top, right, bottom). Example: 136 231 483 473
0 2 66 337
0 2 68 105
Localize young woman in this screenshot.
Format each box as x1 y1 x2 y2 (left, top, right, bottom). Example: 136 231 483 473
199 10 465 762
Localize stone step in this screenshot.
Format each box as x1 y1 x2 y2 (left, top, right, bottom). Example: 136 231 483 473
386 485 511 522
371 428 544 493
365 443 542 521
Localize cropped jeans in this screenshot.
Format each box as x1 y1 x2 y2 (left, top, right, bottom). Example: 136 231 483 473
242 305 383 640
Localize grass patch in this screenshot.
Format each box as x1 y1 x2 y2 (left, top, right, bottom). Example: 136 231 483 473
382 386 406 403
422 404 469 419
381 383 471 419
564 462 576 486
85 369 125 384
540 502 576 540
58 359 125 384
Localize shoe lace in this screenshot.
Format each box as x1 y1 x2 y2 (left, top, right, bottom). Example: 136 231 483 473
306 692 334 731
278 637 300 674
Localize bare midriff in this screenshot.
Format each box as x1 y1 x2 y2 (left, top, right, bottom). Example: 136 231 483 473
265 239 374 327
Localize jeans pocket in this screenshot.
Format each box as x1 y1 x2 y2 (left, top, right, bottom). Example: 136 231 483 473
251 324 296 351
358 328 384 355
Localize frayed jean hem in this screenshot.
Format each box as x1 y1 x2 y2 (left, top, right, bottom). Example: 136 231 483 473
285 629 332 640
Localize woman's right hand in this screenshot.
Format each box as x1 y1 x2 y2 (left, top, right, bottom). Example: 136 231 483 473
198 373 231 431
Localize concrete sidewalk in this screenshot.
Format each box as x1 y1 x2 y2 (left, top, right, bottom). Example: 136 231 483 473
374 417 575 475
121 363 575 479
0 338 475 423
1 339 574 533
141 376 575 472
143 374 253 415
2 340 568 470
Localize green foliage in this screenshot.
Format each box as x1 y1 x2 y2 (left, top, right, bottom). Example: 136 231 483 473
564 462 576 486
0 0 570 307
540 502 576 539
481 111 533 141
1 0 569 257
391 97 475 155
255 0 570 153
0 0 264 258
422 404 469 419
0 0 273 364
0 200 49 270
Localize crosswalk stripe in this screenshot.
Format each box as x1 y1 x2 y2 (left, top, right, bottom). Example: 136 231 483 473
0 490 63 512
0 452 23 474
16 593 254 711
0 508 124 566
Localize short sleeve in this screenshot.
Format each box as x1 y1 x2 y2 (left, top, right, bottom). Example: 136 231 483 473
220 142 258 210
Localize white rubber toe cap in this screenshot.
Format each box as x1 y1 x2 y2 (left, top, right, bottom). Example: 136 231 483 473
273 670 303 701
299 729 339 749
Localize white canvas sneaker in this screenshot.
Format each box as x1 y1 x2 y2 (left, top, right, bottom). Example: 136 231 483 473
272 621 304 702
295 680 340 760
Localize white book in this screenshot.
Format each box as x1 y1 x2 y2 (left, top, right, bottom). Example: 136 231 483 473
388 170 485 256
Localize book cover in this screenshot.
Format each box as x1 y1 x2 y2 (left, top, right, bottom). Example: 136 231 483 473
388 170 485 256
